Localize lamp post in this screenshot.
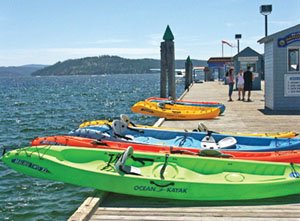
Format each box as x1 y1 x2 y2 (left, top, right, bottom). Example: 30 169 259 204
260 5 272 37
235 34 242 54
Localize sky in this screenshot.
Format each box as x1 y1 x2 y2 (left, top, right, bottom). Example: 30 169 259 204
0 0 300 66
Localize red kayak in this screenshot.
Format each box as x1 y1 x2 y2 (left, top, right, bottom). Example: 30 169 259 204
146 97 221 105
31 135 300 163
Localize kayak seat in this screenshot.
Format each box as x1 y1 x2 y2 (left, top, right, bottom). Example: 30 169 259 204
112 120 132 140
157 102 165 109
200 135 218 149
120 114 130 125
120 114 138 128
114 146 141 176
201 136 237 149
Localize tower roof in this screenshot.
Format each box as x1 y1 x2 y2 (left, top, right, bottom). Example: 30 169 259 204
163 25 174 41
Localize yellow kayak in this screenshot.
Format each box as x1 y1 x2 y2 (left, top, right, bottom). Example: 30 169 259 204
131 101 220 120
221 131 298 138
79 119 298 138
196 123 298 138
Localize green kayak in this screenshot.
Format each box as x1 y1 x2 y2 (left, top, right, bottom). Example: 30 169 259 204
2 145 300 201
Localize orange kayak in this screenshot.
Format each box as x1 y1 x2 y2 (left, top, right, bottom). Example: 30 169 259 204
31 135 300 163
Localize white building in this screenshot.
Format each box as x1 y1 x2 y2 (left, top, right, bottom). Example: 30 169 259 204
258 24 300 110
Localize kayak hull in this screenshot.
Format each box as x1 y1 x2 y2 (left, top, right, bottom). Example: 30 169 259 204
79 120 298 138
32 135 300 163
3 145 300 201
70 125 300 152
131 101 220 120
146 97 226 114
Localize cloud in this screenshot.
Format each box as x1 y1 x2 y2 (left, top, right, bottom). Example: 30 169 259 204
74 39 128 45
270 20 296 28
46 47 159 57
146 33 162 47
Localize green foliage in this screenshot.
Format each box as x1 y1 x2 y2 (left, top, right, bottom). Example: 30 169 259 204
31 55 207 76
0 65 47 76
32 56 159 76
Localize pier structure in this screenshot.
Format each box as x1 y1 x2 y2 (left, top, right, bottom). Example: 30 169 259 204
69 80 300 221
160 25 176 99
184 56 193 90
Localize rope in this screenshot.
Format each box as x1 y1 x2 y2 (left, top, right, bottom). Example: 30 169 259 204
101 153 119 170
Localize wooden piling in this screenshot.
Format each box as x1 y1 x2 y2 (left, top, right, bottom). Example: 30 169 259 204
160 42 167 98
185 56 193 90
160 25 175 99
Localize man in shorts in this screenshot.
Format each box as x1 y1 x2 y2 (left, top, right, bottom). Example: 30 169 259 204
243 66 254 102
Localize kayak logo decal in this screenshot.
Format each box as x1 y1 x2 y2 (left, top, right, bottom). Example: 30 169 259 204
140 108 154 113
133 185 187 193
40 140 60 145
11 159 50 173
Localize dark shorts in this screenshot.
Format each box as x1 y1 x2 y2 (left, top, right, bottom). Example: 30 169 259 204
244 82 252 91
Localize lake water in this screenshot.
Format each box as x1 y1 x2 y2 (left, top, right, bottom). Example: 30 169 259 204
0 73 185 221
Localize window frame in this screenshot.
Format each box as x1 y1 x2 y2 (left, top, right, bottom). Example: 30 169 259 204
287 47 300 73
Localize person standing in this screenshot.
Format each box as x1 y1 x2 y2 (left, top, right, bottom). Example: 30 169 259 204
226 67 235 102
243 65 254 102
236 70 244 101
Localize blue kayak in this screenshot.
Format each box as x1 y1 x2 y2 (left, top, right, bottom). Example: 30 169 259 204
69 121 300 152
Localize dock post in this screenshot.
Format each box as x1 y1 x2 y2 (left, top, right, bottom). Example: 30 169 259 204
189 57 193 86
185 56 193 90
160 42 167 98
160 25 175 99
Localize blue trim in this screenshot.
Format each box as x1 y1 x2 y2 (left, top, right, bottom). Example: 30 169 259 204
278 31 300 47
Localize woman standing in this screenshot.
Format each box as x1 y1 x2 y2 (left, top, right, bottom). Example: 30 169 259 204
226 67 235 102
237 70 244 101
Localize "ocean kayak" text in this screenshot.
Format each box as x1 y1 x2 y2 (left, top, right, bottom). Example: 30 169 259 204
134 185 187 193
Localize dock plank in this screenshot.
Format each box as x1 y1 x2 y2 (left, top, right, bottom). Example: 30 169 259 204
161 81 300 134
87 191 300 220
73 81 300 221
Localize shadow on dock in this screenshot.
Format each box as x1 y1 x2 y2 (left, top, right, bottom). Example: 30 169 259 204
102 192 300 207
259 108 300 116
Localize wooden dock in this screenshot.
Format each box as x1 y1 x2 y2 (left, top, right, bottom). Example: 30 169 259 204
160 81 300 134
69 81 300 221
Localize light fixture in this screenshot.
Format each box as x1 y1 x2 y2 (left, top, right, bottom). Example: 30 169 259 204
235 34 242 54
260 5 272 37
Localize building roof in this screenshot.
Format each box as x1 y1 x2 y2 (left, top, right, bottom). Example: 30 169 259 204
233 47 262 59
208 57 233 63
258 24 300 44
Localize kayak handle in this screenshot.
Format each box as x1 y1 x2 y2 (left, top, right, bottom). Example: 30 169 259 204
1 146 6 156
150 181 174 188
91 140 108 146
160 154 169 179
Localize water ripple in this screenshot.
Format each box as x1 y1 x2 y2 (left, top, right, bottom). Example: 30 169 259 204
0 73 184 220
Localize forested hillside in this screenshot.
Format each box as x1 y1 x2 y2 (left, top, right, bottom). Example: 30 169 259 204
32 55 207 76
0 65 47 76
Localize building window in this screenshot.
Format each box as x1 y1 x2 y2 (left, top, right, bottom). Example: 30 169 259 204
288 48 299 72
240 62 256 72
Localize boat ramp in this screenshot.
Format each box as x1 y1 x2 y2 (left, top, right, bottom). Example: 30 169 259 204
69 81 300 221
